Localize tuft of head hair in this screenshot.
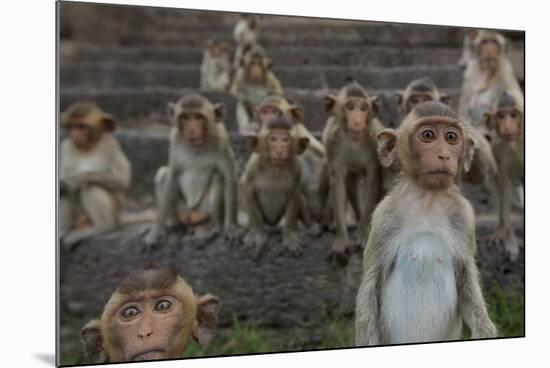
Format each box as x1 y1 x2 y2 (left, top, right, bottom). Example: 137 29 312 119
117 268 179 296
497 91 519 109
265 115 293 131
344 81 368 98
409 77 437 93
413 100 460 121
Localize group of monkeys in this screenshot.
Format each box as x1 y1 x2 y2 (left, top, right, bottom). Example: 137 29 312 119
59 16 524 363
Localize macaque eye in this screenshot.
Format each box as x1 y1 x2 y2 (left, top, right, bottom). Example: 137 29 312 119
154 299 173 312
510 111 519 119
445 131 459 143
121 306 141 320
360 104 368 111
282 136 291 143
419 128 436 141
496 111 505 120
345 102 355 111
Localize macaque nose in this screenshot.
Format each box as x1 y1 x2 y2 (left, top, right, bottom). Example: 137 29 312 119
437 149 450 161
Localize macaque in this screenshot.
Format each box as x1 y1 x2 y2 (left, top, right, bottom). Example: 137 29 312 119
60 102 131 248
484 92 524 260
200 40 231 91
397 77 451 118
145 94 239 245
230 46 283 134
232 14 259 69
80 267 220 363
322 82 384 264
459 30 523 128
355 101 497 346
458 29 480 70
240 116 310 258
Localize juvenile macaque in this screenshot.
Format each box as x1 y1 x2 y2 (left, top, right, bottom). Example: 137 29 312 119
80 267 220 363
232 14 259 69
355 101 497 346
230 46 283 134
397 77 451 118
60 102 131 248
459 30 523 128
145 94 239 245
458 29 480 70
200 40 231 91
484 92 524 260
240 116 310 258
322 82 384 264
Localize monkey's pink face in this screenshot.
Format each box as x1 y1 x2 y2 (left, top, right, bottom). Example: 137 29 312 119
179 112 207 146
496 108 522 142
67 121 94 150
411 121 464 190
109 294 189 362
406 93 434 114
258 105 281 126
343 97 370 142
208 45 225 58
267 129 292 166
247 61 265 82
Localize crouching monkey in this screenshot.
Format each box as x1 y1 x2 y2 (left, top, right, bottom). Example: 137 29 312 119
230 46 283 134
484 92 524 261
60 102 131 248
80 267 220 363
145 94 239 245
355 101 497 346
240 116 310 258
200 39 231 91
322 82 384 265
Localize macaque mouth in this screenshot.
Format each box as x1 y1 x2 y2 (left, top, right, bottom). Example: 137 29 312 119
499 133 518 142
426 169 453 176
131 349 166 361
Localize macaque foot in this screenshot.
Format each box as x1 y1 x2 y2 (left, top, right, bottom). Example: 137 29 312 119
283 233 304 257
329 237 350 266
487 226 520 261
223 225 241 242
244 230 268 259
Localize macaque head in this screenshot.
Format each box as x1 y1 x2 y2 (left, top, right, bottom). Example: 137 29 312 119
167 94 224 147
484 92 523 143
80 268 220 363
475 31 506 71
248 116 309 167
324 82 379 142
206 40 228 59
397 77 451 116
242 47 271 83
61 102 116 150
254 95 302 128
378 101 475 191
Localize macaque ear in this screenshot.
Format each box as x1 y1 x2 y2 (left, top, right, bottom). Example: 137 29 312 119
166 102 176 122
377 129 398 168
80 319 107 363
369 96 380 116
102 113 117 131
440 94 451 106
297 137 310 155
213 103 224 122
323 95 337 114
247 135 260 153
483 112 494 131
263 58 273 70
395 92 403 107
192 294 220 346
463 137 476 173
289 105 303 124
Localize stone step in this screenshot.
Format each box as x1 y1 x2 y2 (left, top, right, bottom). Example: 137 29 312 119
60 63 464 90
60 87 461 132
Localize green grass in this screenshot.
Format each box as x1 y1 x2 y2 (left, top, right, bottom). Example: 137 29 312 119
485 284 524 337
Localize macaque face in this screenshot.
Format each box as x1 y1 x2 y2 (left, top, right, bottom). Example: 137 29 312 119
343 97 370 141
411 120 464 190
258 105 281 125
179 112 207 146
407 93 434 114
209 45 225 58
495 108 522 142
479 39 500 70
108 293 189 361
267 129 292 166
67 121 93 150
247 60 265 82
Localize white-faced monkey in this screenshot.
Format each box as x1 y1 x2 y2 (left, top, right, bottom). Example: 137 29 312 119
145 94 239 245
484 92 524 261
240 116 310 258
80 267 220 363
355 101 497 346
60 102 131 248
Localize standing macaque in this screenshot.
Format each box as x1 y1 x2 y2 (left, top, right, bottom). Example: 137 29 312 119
458 29 480 70
240 116 310 258
355 101 497 346
200 40 231 91
232 14 259 69
484 92 524 260
459 30 523 128
60 102 131 248
230 46 283 134
80 267 220 363
145 94 239 245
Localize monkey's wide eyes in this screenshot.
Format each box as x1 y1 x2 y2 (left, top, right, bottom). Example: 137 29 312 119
510 111 519 119
345 102 355 111
360 103 368 112
419 128 436 142
445 131 459 144
154 299 173 312
120 306 141 320
496 111 505 120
